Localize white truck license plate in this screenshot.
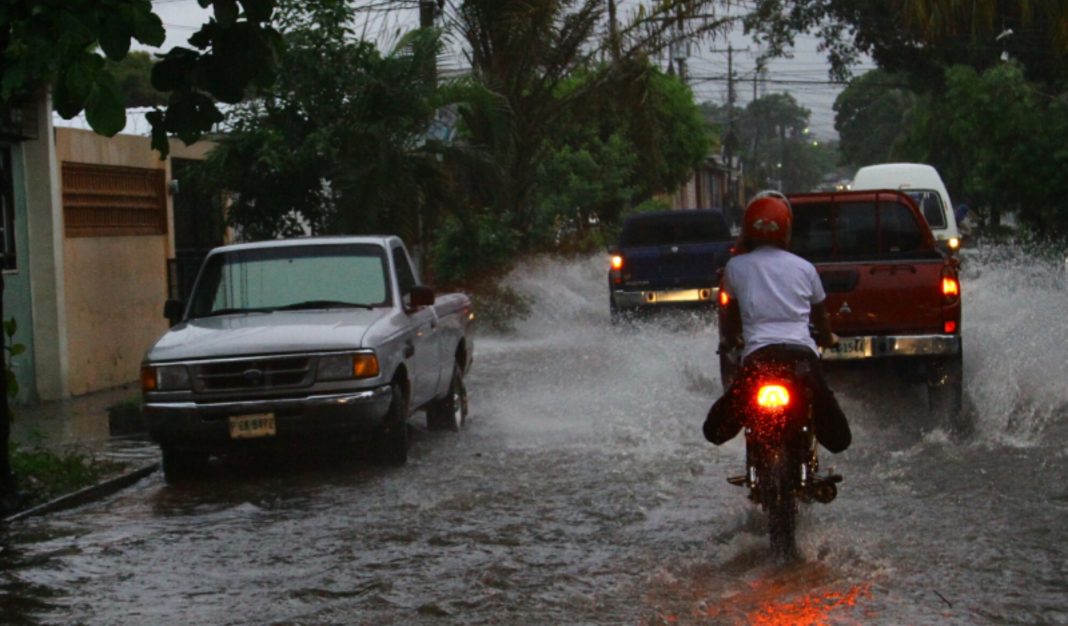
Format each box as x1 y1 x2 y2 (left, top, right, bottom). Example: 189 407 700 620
228 413 277 439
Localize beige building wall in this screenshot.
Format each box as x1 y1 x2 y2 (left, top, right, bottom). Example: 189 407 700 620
55 129 201 395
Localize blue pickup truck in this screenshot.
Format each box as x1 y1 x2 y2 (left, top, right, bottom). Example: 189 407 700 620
608 209 734 322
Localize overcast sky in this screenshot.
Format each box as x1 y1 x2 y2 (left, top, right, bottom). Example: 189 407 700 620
146 0 876 139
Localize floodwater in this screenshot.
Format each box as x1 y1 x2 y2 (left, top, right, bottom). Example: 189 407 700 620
1 247 1066 625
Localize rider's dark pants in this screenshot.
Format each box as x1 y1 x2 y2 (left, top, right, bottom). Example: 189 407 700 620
703 344 851 453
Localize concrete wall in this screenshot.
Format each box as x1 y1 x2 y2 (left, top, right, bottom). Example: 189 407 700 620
55 129 173 395
61 235 169 394
23 92 68 401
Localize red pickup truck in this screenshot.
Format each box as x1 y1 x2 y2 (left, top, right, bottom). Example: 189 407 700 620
719 189 963 422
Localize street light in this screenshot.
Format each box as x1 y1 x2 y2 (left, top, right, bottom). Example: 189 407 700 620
997 28 1013 61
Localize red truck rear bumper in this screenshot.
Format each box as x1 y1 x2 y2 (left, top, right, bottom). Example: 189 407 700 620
822 334 961 360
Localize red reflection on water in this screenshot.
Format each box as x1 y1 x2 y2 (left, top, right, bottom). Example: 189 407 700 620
746 583 872 626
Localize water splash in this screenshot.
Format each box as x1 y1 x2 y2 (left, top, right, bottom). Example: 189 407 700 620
961 244 1068 445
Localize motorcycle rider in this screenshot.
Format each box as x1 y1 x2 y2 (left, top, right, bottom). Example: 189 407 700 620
703 191 851 453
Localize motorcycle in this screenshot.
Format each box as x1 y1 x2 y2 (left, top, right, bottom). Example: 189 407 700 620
721 349 842 559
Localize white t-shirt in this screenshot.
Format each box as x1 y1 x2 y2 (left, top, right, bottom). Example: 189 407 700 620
723 245 826 359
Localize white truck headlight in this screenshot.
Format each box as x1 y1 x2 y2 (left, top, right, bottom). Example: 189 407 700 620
317 352 380 381
141 364 191 391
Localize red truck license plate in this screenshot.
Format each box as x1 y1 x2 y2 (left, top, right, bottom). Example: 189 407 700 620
826 337 871 359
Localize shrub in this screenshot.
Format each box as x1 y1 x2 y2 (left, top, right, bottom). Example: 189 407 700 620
469 283 532 334
430 211 521 286
9 433 125 505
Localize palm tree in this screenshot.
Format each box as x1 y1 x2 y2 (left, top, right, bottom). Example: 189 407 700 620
897 0 1068 53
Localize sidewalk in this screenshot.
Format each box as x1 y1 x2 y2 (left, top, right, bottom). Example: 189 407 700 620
4 383 161 522
10 383 160 465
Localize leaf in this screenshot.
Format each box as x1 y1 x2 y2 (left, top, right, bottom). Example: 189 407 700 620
3 318 15 337
131 6 166 47
99 11 133 60
214 0 239 27
240 0 274 23
10 344 25 357
146 109 171 158
164 91 222 144
85 73 127 137
54 55 97 117
204 56 247 103
188 21 217 50
152 48 199 91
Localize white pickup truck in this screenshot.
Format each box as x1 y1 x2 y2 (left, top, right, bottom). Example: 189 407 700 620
141 236 474 481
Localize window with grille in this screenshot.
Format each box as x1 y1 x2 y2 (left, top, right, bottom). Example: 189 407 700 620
62 162 167 237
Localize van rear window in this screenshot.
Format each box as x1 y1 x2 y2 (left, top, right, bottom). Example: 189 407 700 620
620 212 731 246
903 190 947 229
791 200 934 261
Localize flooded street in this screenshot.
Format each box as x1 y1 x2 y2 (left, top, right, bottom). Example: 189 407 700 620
2 250 1067 625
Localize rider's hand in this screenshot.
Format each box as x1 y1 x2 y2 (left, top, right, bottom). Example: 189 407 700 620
718 335 743 353
817 332 839 349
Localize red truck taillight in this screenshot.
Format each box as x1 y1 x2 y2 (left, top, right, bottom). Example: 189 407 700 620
942 276 959 301
941 265 961 334
941 265 960 305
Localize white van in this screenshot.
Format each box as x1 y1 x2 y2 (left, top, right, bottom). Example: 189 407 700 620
850 163 961 251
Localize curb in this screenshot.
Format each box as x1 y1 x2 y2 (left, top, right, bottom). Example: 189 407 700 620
2 462 160 524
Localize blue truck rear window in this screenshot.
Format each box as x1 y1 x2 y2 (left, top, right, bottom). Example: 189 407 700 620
620 212 731 247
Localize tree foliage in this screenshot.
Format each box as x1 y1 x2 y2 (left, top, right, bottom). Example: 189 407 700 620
453 0 729 242
533 62 710 243
706 93 835 194
744 0 1068 88
833 69 915 167
106 51 167 108
898 62 1068 235
0 0 282 156
202 1 482 247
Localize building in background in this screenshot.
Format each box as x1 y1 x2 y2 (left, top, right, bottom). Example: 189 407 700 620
0 98 220 404
666 152 744 225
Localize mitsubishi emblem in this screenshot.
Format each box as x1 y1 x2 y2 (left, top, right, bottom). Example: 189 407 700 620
838 302 852 315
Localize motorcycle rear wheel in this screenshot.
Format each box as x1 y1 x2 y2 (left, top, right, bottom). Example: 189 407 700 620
765 456 800 561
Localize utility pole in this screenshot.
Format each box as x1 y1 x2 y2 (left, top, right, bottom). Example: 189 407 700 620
669 18 689 83
417 0 443 271
607 0 620 61
753 58 763 100
419 1 438 87
725 44 735 211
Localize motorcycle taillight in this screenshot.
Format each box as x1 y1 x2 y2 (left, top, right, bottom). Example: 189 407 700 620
756 384 790 408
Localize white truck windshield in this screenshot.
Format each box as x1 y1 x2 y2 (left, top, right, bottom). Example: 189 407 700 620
188 244 390 318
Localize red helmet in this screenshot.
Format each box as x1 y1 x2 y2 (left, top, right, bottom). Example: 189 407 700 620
742 192 792 248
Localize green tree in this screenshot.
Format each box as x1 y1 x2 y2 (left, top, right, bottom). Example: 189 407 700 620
744 0 1068 88
733 92 828 193
106 51 166 108
900 62 1068 234
833 69 915 167
534 62 710 244
452 0 730 243
202 1 494 250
